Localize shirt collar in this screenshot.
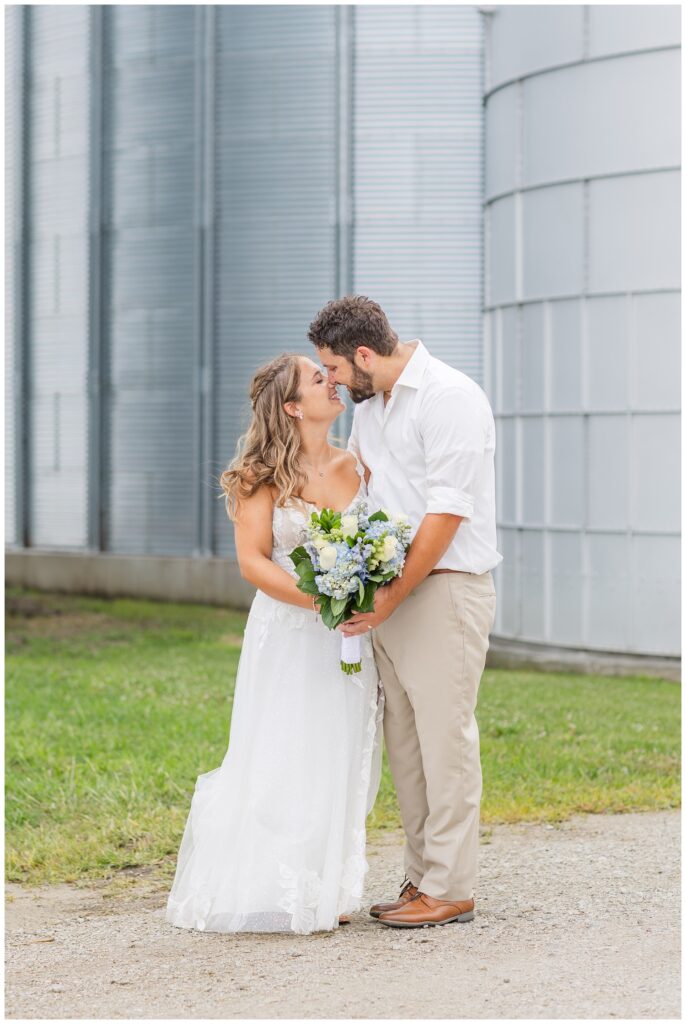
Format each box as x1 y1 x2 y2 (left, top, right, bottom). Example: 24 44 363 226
390 339 430 394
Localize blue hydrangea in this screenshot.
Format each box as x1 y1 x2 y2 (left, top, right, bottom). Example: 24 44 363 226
303 499 411 604
304 540 321 571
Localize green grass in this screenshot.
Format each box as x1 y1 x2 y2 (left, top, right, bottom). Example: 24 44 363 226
5 585 680 887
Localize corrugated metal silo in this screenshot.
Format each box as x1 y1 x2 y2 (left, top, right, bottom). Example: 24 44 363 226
483 4 681 656
105 6 199 556
213 4 340 558
7 3 487 570
5 5 21 548
12 5 92 550
354 4 485 379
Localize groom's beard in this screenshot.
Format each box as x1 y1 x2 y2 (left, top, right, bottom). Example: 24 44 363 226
347 364 376 404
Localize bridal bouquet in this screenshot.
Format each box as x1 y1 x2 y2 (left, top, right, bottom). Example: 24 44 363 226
289 498 412 675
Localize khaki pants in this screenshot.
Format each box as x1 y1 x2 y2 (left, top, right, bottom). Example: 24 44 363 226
372 570 496 902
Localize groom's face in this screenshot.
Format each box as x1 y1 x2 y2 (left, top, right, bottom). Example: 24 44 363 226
317 346 377 405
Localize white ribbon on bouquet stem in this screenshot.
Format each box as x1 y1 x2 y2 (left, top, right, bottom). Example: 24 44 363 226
340 633 364 681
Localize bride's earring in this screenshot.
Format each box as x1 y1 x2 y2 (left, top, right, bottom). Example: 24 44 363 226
297 410 304 420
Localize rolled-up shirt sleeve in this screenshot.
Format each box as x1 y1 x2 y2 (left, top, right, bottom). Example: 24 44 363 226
421 388 486 521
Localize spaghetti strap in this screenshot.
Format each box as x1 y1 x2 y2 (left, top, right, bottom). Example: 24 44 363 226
349 449 366 480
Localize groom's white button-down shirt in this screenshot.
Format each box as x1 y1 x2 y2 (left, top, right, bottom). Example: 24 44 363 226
347 339 503 575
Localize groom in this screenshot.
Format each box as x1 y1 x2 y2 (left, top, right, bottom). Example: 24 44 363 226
308 295 502 928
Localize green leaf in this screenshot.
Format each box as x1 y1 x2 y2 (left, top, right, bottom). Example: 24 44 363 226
369 510 389 523
356 578 365 605
297 580 320 596
289 545 309 566
357 581 377 613
320 601 336 630
331 597 349 617
295 562 315 582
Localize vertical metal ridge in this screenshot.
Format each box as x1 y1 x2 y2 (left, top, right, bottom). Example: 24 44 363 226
193 4 217 557
334 3 355 439
203 5 218 557
13 6 31 548
192 6 204 557
477 8 487 390
334 3 355 298
87 4 108 551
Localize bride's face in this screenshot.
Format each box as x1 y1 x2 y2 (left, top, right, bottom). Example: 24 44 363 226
292 356 345 423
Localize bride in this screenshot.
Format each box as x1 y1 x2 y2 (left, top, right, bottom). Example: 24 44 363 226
165 352 384 935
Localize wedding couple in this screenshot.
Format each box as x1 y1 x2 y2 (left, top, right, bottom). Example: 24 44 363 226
165 295 502 934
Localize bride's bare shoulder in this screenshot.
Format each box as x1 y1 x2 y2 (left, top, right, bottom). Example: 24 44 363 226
329 446 355 465
330 446 369 484
232 470 276 523
328 447 359 472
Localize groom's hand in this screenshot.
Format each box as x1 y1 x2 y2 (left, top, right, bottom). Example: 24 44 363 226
338 585 398 635
339 514 465 637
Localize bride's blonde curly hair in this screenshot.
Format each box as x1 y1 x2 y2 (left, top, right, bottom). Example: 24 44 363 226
219 352 310 521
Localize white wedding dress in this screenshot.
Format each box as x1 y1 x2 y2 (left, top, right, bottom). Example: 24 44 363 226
165 456 384 934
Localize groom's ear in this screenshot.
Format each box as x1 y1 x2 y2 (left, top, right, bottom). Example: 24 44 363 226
354 346 375 368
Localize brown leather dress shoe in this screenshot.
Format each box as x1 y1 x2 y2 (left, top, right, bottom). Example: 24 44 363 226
377 891 475 928
369 878 419 919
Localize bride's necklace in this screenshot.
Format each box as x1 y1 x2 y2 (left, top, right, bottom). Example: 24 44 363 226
303 449 333 479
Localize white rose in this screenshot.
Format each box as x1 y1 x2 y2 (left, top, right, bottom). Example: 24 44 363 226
313 535 328 552
319 544 338 570
394 512 409 525
340 514 359 539
379 535 398 562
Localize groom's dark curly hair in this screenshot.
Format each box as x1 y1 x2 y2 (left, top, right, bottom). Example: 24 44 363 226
308 295 398 361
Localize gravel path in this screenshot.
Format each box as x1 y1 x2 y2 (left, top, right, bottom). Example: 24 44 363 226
5 809 680 1019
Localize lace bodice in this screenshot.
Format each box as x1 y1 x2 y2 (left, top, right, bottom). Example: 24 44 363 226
271 454 367 578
